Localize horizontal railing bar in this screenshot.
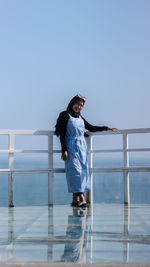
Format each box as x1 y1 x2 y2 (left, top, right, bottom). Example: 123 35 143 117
90 149 123 153
54 166 150 173
88 128 150 135
54 149 150 154
0 128 150 136
53 168 65 173
0 148 150 154
53 148 150 154
0 168 65 173
90 148 150 153
0 130 53 135
127 148 150 152
90 167 150 172
0 168 51 174
53 150 61 153
0 150 49 153
1 166 150 174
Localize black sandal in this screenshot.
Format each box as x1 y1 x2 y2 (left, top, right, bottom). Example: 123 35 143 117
78 201 88 208
71 201 79 207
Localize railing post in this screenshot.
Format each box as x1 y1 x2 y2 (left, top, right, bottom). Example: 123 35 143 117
8 134 15 207
123 133 130 205
48 132 54 206
86 135 93 206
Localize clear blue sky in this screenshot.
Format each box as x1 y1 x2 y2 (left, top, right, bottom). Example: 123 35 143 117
0 0 150 131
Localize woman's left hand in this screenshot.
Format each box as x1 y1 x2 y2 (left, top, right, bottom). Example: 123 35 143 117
108 127 118 131
61 151 68 160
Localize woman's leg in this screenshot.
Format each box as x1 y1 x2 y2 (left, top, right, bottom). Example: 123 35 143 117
78 193 88 207
78 192 86 203
72 193 88 207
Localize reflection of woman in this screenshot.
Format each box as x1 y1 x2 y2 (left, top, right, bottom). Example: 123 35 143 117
55 95 117 207
61 207 84 262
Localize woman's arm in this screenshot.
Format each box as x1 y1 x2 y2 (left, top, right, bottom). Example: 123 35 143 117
82 116 117 132
55 111 69 152
82 117 109 132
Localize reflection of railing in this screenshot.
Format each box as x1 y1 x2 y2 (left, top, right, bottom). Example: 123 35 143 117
4 204 150 263
0 128 150 207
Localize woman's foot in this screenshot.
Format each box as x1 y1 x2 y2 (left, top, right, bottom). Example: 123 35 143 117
78 193 88 207
78 201 88 208
71 201 79 207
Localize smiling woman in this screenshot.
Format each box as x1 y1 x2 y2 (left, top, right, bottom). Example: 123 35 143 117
72 100 84 113
55 95 117 208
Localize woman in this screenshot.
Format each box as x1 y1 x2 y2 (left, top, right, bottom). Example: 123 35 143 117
55 95 117 207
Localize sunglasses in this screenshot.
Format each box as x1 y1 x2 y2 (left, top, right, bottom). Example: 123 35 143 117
76 94 86 102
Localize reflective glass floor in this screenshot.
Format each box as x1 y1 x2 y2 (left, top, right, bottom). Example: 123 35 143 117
0 204 150 263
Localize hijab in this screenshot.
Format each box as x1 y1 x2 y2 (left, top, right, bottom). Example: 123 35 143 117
55 94 86 136
66 94 86 117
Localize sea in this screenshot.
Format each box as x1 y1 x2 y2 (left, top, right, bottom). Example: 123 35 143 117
0 156 150 206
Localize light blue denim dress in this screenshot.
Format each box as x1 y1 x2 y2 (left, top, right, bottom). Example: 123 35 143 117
65 115 90 193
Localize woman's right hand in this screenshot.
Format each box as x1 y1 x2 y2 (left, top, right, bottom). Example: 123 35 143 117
61 151 68 160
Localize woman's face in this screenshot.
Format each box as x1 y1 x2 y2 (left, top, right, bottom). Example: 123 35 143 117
72 100 84 113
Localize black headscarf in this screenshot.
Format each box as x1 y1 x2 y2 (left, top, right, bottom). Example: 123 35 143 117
66 94 86 117
55 95 86 136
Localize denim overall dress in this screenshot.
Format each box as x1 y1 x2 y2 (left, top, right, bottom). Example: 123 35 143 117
65 115 90 193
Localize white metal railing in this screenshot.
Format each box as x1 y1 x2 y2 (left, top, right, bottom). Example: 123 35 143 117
0 128 150 207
